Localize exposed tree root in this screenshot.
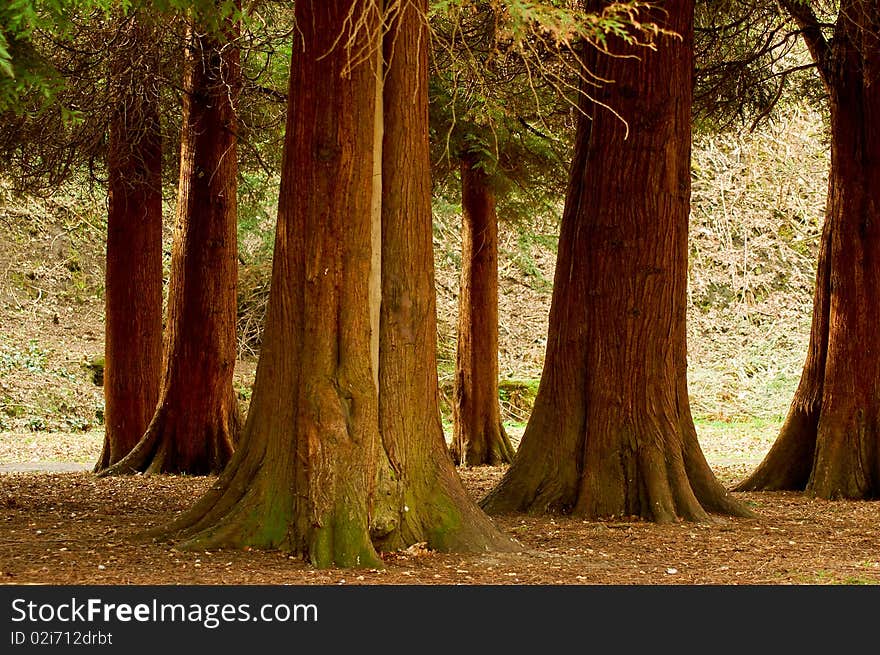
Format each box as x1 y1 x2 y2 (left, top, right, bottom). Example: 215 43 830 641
734 406 818 492
483 415 753 522
96 397 238 477
480 385 584 515
148 425 385 569
452 417 515 467
373 442 522 554
736 404 880 499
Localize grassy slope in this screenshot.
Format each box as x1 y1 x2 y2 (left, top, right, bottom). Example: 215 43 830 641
0 105 827 462
434 104 826 425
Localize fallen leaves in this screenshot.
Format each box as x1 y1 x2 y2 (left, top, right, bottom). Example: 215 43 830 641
1 468 879 585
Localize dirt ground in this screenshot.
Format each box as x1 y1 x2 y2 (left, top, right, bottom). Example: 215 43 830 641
1 449 879 585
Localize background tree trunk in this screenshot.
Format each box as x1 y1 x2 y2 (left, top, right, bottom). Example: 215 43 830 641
98 14 241 476
96 10 163 471
736 1 880 498
451 157 515 466
373 0 517 552
482 0 748 522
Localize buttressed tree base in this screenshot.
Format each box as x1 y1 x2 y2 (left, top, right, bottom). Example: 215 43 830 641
481 0 751 523
155 0 517 568
99 9 241 477
736 0 880 499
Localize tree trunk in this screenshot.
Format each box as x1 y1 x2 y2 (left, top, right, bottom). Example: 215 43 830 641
451 157 515 466
154 0 383 568
481 0 749 522
372 0 517 552
735 1 880 499
155 0 515 566
98 14 241 476
96 10 163 471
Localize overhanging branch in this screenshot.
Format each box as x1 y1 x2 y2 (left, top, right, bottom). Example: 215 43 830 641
777 0 833 88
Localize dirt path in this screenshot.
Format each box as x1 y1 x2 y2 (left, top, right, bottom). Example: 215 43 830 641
0 462 90 473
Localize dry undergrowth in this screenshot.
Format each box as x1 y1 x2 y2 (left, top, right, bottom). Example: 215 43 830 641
687 105 827 420
2 105 826 432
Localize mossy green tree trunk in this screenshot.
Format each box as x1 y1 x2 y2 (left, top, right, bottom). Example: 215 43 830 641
451 157 515 466
481 0 749 522
736 0 880 499
372 0 516 551
98 11 241 476
157 0 515 567
96 10 163 471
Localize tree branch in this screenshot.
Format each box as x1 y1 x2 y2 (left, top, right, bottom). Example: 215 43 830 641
777 0 832 88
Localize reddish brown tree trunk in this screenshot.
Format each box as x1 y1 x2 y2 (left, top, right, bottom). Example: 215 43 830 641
482 0 749 522
96 11 163 471
736 1 880 498
98 15 241 476
373 0 516 552
451 158 514 466
156 0 382 567
156 0 514 566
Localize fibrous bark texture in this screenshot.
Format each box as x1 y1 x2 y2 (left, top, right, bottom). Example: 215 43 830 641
451 158 515 467
97 10 163 471
481 0 750 522
736 1 880 499
155 0 515 567
373 0 517 552
99 14 241 476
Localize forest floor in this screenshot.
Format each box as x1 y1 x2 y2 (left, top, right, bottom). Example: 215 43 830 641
1 428 879 585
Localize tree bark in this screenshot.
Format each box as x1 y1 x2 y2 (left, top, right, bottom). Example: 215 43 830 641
373 0 517 552
96 10 163 471
155 0 515 566
155 0 383 568
481 0 750 522
98 14 241 476
451 157 515 466
735 1 880 499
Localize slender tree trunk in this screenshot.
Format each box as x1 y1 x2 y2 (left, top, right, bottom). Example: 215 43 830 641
451 157 515 466
96 11 163 471
98 14 241 476
373 0 516 552
736 1 880 498
155 0 515 566
482 0 749 522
